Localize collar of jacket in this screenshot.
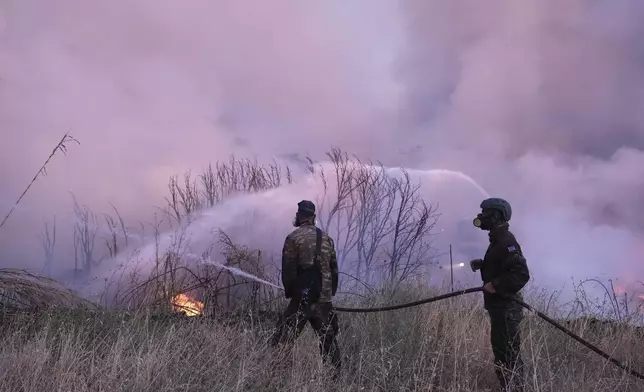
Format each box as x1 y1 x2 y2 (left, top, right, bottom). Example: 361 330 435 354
299 219 315 226
488 222 509 242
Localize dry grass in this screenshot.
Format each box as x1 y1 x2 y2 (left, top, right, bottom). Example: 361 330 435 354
0 286 642 392
0 269 98 312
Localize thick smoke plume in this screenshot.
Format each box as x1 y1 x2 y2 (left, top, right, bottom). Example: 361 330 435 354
397 0 644 293
1 0 644 298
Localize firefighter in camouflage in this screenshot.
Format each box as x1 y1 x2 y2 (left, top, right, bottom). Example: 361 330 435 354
271 200 341 374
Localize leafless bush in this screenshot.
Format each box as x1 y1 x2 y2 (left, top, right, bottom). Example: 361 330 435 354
569 278 644 324
162 156 293 224
107 222 281 318
100 148 439 314
39 216 57 277
215 230 280 313
141 225 195 309
308 148 440 288
213 156 292 196
71 194 99 274
165 171 202 223
200 163 218 208
103 204 128 258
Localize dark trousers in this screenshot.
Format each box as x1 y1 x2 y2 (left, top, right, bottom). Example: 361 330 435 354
488 305 524 391
271 298 342 371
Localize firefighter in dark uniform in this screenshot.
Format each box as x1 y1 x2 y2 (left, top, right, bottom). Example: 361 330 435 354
470 198 530 391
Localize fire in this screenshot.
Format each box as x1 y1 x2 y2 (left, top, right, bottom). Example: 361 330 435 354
613 283 644 301
614 284 626 295
170 293 204 316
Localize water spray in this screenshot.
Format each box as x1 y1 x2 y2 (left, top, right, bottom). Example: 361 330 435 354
385 167 490 198
184 253 283 290
423 169 491 198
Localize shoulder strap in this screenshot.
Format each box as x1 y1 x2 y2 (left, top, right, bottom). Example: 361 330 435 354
314 227 322 268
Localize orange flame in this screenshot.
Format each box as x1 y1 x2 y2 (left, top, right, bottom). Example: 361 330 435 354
614 283 644 301
170 293 204 316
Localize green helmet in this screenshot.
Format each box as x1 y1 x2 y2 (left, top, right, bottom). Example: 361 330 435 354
480 198 512 222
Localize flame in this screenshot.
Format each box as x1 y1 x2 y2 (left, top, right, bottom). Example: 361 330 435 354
614 283 644 301
614 284 627 295
170 293 204 316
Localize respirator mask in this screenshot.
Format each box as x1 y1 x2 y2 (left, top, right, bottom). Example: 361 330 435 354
472 209 499 230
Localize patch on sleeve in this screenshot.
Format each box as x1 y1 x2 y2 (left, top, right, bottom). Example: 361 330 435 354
507 245 517 252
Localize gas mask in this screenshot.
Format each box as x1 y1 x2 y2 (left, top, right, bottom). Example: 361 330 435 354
473 209 500 230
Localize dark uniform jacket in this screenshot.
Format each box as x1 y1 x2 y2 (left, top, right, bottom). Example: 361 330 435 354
480 223 530 309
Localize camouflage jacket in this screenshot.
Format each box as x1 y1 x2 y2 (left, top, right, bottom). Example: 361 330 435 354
281 222 338 303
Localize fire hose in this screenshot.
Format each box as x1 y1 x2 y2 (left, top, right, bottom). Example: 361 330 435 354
333 286 644 381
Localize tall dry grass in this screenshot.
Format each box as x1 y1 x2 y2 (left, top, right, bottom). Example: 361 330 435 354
0 285 642 391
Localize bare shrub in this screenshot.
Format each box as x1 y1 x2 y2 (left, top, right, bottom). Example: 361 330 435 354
103 204 128 258
200 163 218 208
165 171 202 224
149 148 439 309
214 230 280 314
162 156 293 224
569 278 644 324
212 156 292 196
111 226 282 318
308 148 440 288
39 216 56 277
93 148 440 316
71 194 99 274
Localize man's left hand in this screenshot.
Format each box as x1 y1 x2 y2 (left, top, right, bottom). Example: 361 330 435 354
483 282 496 293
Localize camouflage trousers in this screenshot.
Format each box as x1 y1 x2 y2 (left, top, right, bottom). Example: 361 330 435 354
488 303 525 391
271 298 341 372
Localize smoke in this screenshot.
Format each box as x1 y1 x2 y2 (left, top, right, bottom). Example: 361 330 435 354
396 0 644 292
0 0 400 264
1 0 644 298
82 164 487 298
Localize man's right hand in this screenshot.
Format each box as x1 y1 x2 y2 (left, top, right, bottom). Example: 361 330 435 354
469 259 483 272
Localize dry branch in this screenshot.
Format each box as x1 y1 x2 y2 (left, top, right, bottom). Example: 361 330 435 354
0 131 79 229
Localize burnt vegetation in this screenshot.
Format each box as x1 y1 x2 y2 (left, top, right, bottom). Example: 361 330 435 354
0 138 643 391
